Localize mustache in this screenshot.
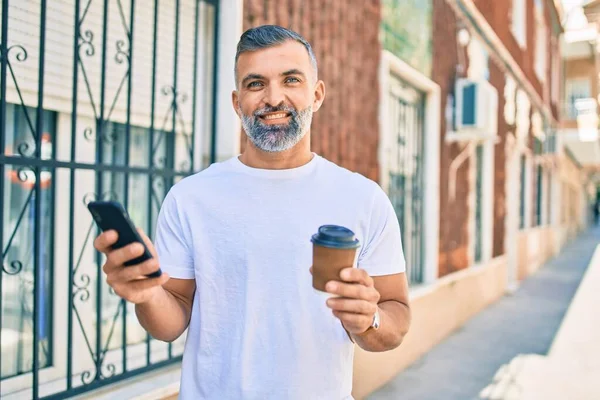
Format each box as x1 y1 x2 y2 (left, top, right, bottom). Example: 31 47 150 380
253 104 298 118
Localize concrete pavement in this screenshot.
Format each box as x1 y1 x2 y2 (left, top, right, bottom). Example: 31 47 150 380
368 227 600 400
480 233 600 400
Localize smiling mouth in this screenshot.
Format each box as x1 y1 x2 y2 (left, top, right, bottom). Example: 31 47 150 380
259 112 291 121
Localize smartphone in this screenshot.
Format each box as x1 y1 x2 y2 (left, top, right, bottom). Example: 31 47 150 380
87 200 162 278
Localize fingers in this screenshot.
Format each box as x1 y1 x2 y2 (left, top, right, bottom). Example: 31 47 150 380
331 311 372 334
108 257 161 284
127 273 170 292
325 280 380 303
110 273 170 304
338 268 374 287
103 242 145 274
326 298 377 315
94 230 118 254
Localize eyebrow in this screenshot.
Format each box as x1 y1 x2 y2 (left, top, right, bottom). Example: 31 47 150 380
281 69 306 79
241 69 307 86
241 73 265 86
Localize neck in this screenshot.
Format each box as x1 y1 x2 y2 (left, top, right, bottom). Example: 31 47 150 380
239 133 313 170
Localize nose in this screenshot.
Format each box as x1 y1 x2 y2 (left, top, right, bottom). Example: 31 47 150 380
263 84 286 108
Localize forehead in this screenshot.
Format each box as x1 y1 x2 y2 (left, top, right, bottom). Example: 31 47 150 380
236 40 313 78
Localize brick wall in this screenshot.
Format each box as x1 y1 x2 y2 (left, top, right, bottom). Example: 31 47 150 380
242 1 382 181
490 60 508 256
433 0 472 276
473 0 561 121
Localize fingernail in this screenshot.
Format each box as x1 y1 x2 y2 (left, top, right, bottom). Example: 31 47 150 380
326 282 336 291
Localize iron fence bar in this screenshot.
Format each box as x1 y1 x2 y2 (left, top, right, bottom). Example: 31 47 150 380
40 356 182 400
417 101 425 282
0 0 8 383
146 0 159 367
32 1 48 397
0 155 188 176
167 0 181 359
122 0 136 373
67 0 81 390
210 0 220 164
397 100 407 280
411 103 418 283
191 0 199 173
96 0 110 381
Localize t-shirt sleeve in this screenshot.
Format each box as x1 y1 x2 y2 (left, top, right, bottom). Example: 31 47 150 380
154 190 195 279
357 184 406 276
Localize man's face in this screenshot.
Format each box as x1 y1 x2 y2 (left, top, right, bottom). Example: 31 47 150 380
232 40 325 153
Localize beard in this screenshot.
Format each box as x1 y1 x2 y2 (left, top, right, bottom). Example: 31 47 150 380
240 103 313 153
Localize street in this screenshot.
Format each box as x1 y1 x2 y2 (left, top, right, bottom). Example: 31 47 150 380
369 227 600 400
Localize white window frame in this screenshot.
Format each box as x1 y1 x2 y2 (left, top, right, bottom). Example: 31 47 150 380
379 50 440 286
468 131 495 267
511 0 527 48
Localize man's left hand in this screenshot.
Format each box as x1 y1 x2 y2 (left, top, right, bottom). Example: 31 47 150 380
325 267 380 335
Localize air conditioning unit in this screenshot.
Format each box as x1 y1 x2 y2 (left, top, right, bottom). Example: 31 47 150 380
454 78 498 134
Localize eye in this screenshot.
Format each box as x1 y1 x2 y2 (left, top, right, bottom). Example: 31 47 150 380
247 81 264 88
285 76 301 84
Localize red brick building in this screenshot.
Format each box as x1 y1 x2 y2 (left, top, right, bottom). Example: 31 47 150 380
240 2 584 396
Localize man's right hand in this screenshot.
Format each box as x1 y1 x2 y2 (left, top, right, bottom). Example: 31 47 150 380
94 229 170 305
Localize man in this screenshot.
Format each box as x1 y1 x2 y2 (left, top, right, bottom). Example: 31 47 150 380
94 25 410 399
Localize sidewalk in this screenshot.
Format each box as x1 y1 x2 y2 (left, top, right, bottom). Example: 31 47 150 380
479 232 600 399
368 227 600 400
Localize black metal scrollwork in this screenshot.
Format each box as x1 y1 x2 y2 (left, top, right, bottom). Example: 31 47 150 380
81 369 94 385
73 273 91 302
100 362 117 379
2 260 24 275
16 142 34 157
115 40 130 65
5 44 28 62
79 30 95 57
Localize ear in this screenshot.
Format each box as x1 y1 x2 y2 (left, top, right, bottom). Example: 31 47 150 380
231 90 241 117
312 80 326 113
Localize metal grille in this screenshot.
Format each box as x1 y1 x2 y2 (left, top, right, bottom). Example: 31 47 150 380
536 164 543 226
0 1 219 398
474 144 483 263
387 76 425 285
519 155 526 229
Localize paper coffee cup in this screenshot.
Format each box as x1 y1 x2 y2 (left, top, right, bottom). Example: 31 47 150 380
310 225 360 292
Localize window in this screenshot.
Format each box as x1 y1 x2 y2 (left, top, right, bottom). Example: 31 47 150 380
512 0 527 48
0 0 219 398
565 78 592 119
534 0 547 81
387 75 426 285
2 103 56 380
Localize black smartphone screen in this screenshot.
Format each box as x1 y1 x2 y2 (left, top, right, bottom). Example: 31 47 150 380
87 201 161 277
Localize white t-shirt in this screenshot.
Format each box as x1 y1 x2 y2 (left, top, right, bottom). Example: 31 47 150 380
154 154 406 400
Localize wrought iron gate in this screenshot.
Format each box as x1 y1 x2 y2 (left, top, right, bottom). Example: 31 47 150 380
0 0 219 398
387 75 425 285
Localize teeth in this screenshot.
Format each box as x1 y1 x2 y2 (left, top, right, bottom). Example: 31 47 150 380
263 113 287 120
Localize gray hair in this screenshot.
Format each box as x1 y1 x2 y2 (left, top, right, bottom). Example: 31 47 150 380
235 25 318 86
